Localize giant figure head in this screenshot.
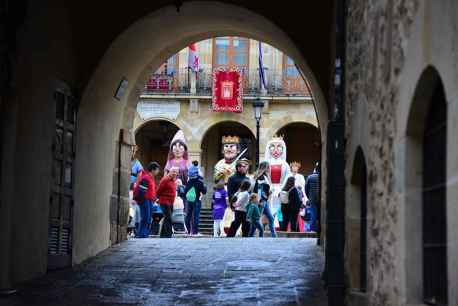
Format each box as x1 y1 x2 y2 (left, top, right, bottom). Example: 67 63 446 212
264 135 287 161
221 135 240 163
168 130 188 161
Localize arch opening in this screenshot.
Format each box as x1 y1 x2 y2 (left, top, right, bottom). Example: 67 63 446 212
346 147 367 296
73 1 328 265
405 66 448 305
134 120 180 174
200 120 256 189
275 122 321 176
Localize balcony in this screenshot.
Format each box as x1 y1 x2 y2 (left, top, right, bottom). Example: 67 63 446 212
143 68 311 97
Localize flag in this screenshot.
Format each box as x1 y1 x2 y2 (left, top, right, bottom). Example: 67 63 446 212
258 41 267 91
188 43 200 73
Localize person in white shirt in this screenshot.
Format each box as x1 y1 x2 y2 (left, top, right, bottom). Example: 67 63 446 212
289 162 306 198
226 180 252 237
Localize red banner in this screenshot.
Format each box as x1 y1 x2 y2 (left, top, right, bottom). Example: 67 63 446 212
212 67 243 112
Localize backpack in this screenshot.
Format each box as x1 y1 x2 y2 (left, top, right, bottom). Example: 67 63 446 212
133 177 148 203
279 190 289 204
186 186 197 202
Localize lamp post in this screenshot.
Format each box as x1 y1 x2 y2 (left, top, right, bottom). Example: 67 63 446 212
253 98 265 168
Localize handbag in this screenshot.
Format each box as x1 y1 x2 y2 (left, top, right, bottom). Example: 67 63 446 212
230 191 240 209
279 190 289 204
303 206 312 222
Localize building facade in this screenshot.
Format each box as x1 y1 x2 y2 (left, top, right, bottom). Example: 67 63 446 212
134 38 320 202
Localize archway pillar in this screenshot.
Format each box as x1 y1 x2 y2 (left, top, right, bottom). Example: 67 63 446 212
188 149 202 165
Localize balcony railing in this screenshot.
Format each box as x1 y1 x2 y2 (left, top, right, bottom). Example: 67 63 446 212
143 68 310 96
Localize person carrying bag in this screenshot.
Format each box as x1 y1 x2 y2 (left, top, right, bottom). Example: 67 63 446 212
279 176 302 232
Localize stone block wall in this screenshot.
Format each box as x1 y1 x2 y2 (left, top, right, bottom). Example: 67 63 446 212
346 0 420 305
346 1 458 305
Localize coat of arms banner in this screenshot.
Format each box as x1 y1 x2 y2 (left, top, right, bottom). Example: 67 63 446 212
212 67 243 113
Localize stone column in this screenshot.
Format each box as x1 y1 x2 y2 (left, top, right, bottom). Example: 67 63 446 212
110 129 134 245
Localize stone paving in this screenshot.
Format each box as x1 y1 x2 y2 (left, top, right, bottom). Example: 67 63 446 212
2 238 327 306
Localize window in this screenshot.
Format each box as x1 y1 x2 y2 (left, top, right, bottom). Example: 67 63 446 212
422 80 447 305
213 37 249 69
213 37 250 88
285 57 299 77
165 55 177 76
349 147 367 293
283 55 306 94
233 38 247 65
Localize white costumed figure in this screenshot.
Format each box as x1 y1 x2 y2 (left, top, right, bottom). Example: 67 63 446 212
264 135 291 218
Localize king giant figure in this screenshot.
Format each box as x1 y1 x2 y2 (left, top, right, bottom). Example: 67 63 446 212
214 135 241 182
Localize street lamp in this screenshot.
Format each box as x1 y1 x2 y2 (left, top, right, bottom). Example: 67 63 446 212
252 98 265 168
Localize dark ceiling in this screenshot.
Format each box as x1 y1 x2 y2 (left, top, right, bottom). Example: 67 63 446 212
67 0 335 106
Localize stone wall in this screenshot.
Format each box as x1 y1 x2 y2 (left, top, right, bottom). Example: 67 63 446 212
346 1 458 305
0 1 78 287
346 0 420 305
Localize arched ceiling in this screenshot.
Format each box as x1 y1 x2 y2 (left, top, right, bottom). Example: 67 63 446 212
68 0 335 111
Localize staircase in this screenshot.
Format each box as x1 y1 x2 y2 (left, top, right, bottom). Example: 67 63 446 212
198 208 213 236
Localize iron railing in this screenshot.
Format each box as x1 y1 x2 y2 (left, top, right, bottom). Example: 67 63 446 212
143 68 310 96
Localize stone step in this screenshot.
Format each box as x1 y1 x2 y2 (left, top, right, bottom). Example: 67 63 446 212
275 231 318 238
199 209 215 235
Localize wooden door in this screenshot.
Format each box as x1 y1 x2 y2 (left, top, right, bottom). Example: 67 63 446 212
48 88 76 270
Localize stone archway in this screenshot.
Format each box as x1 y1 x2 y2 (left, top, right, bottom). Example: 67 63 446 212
404 66 448 304
275 122 321 176
134 120 180 174
200 120 256 205
346 146 368 299
74 1 328 264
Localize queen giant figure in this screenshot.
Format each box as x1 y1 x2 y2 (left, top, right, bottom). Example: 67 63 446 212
264 135 290 218
165 130 191 183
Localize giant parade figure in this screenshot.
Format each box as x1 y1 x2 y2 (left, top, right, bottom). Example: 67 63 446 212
214 135 245 182
264 135 290 222
165 130 191 184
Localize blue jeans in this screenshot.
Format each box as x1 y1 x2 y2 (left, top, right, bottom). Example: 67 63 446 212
185 201 201 234
137 200 152 238
249 220 264 237
263 201 277 237
308 203 318 232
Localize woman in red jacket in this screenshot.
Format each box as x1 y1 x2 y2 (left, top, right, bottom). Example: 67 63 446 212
157 167 178 238
134 162 160 238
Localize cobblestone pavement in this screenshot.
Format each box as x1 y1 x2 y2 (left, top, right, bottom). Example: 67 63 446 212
2 238 327 306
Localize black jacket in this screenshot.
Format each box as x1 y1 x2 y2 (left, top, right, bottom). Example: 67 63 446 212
287 186 303 210
305 173 320 204
184 178 207 202
227 172 248 203
253 174 270 203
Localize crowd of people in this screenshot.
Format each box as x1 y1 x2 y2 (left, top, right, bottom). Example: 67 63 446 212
128 151 320 239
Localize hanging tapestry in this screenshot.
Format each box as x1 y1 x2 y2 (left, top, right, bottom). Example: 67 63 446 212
212 67 243 112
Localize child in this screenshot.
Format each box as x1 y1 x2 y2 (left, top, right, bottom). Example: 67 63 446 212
227 180 252 237
212 178 228 237
128 189 140 237
246 193 264 237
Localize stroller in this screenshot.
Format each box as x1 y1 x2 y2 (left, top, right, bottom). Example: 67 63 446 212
171 193 187 234
150 202 163 236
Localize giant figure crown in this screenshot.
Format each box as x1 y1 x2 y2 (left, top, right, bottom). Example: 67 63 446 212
221 135 240 144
